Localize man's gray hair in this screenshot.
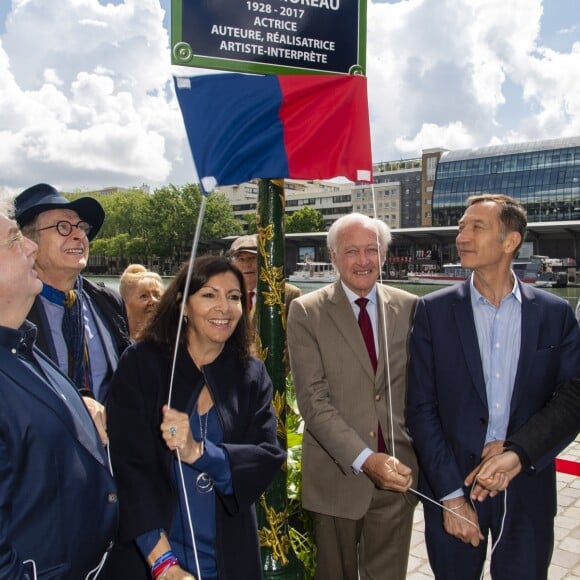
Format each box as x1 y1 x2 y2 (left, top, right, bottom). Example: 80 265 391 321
0 198 14 220
327 213 392 252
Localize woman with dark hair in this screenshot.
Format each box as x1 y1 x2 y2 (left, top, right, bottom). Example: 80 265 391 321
106 256 285 580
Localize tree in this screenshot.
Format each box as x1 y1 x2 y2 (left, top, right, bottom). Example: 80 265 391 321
242 213 258 234
144 184 198 261
286 207 325 233
68 184 243 266
68 189 150 241
203 193 244 239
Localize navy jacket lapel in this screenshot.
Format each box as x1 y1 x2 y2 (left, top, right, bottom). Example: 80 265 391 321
84 292 118 372
512 282 539 407
4 350 107 467
454 281 487 406
26 298 58 361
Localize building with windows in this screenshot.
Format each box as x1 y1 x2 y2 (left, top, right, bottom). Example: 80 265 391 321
285 181 352 229
216 179 353 230
214 137 580 276
432 136 580 226
421 148 445 227
373 159 423 228
352 182 401 227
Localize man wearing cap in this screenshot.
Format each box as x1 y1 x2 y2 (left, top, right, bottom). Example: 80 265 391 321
230 234 301 362
15 183 131 404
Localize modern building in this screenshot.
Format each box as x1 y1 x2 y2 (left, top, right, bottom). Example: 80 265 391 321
426 136 580 267
215 136 580 276
285 180 352 229
373 158 423 228
351 181 400 228
421 148 446 227
216 179 353 230
432 136 580 226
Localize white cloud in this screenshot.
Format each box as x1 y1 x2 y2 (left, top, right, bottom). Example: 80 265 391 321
0 0 579 196
0 0 183 194
394 121 476 154
367 0 580 161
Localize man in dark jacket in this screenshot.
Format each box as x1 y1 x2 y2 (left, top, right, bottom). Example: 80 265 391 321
0 198 118 578
15 183 130 404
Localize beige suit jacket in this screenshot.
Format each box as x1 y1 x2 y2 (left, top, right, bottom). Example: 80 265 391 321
287 281 418 520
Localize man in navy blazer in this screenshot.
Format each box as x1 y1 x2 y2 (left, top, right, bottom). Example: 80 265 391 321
407 194 580 579
0 199 118 578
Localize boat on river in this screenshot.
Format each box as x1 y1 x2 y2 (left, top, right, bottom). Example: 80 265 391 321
407 264 471 285
288 261 337 284
534 271 568 288
407 258 548 286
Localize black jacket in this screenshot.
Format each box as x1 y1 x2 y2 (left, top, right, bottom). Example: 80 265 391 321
106 341 286 579
26 276 131 397
508 376 580 466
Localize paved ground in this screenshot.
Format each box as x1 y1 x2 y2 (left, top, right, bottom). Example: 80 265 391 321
406 437 580 579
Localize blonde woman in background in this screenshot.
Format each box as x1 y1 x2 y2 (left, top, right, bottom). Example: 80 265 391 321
119 264 164 340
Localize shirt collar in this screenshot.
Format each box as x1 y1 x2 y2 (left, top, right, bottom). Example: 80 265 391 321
341 281 378 306
469 271 522 306
0 320 37 355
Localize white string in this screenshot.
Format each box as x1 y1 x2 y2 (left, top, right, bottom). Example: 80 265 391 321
22 559 37 580
369 183 398 463
368 183 505 575
164 194 209 580
484 488 508 580
85 549 109 580
407 487 481 530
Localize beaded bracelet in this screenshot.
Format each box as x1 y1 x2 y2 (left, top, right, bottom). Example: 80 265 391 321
151 550 179 580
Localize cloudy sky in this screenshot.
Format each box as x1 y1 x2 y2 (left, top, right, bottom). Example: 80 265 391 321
1 0 579 197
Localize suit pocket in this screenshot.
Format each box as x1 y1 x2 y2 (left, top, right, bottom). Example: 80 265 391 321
37 562 69 579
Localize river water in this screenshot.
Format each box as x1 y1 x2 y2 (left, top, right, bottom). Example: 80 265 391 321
88 276 580 310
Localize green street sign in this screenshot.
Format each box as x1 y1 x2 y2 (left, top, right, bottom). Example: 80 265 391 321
171 0 367 75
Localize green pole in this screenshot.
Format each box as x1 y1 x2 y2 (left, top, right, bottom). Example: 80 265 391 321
256 178 303 579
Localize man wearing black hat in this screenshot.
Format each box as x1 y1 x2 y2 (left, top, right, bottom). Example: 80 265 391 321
15 183 130 404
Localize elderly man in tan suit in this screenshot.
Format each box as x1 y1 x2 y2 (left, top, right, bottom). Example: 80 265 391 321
287 213 418 580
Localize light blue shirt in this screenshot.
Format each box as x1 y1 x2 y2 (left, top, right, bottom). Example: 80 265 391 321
470 273 521 444
340 282 380 474
442 273 521 501
39 290 112 402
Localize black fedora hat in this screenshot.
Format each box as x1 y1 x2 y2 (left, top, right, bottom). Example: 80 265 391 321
14 183 105 241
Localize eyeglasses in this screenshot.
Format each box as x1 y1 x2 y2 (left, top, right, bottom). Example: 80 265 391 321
37 220 92 237
0 230 24 250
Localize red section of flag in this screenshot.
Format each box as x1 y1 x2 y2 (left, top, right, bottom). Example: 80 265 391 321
278 75 372 183
555 458 580 476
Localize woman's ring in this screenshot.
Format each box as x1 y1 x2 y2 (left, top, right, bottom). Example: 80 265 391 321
169 426 177 438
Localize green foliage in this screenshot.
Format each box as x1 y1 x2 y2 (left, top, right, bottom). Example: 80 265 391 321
66 185 243 262
286 207 325 233
242 212 258 234
286 374 316 579
203 192 244 239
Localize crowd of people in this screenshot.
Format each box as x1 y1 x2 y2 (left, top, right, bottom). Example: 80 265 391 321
1 183 579 579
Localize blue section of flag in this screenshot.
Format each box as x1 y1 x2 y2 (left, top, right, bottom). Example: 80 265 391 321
174 74 289 190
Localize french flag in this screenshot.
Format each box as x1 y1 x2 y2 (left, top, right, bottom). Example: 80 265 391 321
174 73 373 191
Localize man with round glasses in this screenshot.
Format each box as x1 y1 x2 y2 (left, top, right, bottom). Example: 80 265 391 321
15 183 130 404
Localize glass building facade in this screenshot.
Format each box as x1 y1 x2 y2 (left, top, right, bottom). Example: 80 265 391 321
432 136 580 226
